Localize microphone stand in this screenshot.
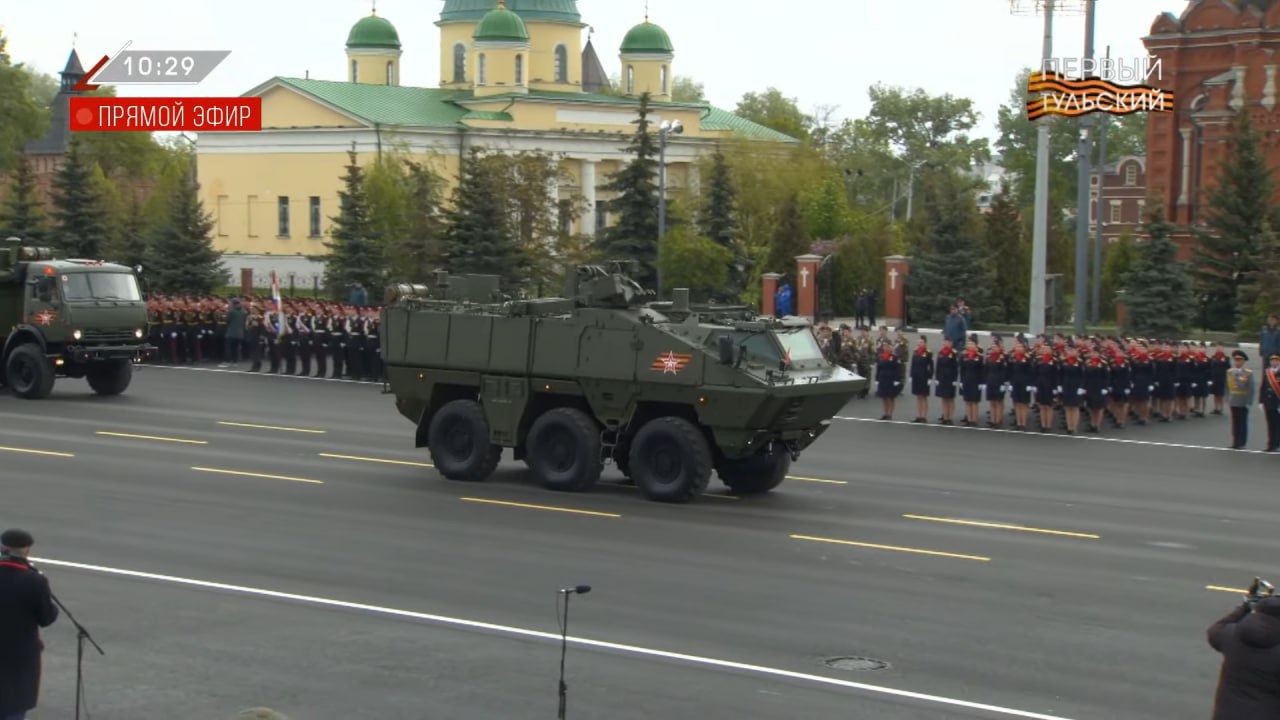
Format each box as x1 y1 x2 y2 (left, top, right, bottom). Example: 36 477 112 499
558 591 571 720
50 591 104 720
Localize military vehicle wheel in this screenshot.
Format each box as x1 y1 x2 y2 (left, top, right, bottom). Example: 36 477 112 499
718 447 791 494
629 417 712 503
427 399 502 482
526 407 603 492
86 359 133 396
6 345 55 399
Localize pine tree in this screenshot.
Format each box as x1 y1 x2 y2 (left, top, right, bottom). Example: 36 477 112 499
0 153 47 244
112 195 150 269
441 147 519 282
598 92 660 289
1122 201 1196 337
982 180 1027 323
148 178 226 294
50 138 111 258
323 150 386 295
763 192 809 277
1193 109 1276 331
385 159 444 284
905 170 996 325
699 146 745 301
1237 221 1280 340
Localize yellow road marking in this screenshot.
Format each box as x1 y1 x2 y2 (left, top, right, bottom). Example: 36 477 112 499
216 421 326 434
460 497 620 518
319 453 433 468
97 431 208 445
704 493 739 501
790 534 990 562
902 514 1100 539
191 467 324 485
0 445 74 458
787 475 848 485
1207 585 1249 594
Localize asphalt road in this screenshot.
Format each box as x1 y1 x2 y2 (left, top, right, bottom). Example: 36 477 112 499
0 363 1274 719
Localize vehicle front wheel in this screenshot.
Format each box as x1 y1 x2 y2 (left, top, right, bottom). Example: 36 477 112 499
86 359 133 396
427 399 502 482
525 407 603 492
6 345 55 399
628 417 712 503
717 447 791 494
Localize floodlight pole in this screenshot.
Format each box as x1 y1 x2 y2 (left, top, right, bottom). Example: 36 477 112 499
1029 0 1055 336
1072 0 1096 335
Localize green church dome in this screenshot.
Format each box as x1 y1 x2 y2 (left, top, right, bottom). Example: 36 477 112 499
621 21 673 54
441 0 581 23
474 2 530 41
347 14 401 49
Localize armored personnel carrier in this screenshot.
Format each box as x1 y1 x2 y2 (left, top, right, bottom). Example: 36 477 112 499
0 238 154 399
381 263 866 503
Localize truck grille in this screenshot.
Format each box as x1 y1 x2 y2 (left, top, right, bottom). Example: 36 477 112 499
81 329 137 344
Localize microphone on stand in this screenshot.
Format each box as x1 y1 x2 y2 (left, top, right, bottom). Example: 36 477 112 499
556 584 591 719
560 585 591 595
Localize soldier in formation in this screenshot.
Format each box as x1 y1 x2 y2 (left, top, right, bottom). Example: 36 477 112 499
144 294 384 382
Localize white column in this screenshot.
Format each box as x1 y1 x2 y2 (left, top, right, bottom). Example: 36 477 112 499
580 159 597 238
1264 65 1277 111
1231 65 1247 111
1178 127 1192 206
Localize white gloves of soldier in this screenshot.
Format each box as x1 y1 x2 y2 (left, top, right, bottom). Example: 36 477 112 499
1026 386 1035 393
1102 389 1109 395
1078 388 1086 396
979 384 986 391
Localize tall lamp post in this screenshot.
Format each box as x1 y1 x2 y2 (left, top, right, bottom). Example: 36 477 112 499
657 119 683 299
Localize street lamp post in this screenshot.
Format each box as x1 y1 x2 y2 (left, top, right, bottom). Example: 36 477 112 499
657 119 683 299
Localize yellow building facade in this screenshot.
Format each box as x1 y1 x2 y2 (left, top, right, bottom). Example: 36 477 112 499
196 0 796 286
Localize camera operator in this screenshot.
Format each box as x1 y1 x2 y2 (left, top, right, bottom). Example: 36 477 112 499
1208 584 1280 719
0 529 58 720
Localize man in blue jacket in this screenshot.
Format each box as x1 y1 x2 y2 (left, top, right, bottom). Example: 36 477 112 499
944 304 968 350
1261 314 1280 369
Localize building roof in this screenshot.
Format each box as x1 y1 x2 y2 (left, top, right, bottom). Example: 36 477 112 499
621 21 674 54
347 14 401 49
581 38 610 94
25 49 85 156
251 76 798 142
474 3 530 41
441 0 581 24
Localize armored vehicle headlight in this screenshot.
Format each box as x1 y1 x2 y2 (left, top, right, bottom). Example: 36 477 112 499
135 328 144 338
72 330 82 341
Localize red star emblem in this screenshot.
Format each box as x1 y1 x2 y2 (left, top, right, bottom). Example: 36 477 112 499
650 351 692 375
661 351 681 374
33 310 57 326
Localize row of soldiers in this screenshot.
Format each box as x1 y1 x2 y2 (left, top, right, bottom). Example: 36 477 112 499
816 323 1233 435
144 295 384 381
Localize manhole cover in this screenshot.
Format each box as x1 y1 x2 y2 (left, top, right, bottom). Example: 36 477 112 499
824 656 889 671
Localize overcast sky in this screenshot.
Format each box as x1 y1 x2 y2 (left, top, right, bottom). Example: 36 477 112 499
5 0 1183 142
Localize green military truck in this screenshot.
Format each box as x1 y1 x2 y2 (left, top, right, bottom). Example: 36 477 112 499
381 263 867 503
0 238 154 399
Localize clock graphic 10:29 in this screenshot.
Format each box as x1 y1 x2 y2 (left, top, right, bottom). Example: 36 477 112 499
93 50 231 84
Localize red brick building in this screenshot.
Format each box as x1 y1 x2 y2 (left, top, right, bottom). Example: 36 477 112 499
1144 0 1280 258
23 49 85 197
1090 155 1148 243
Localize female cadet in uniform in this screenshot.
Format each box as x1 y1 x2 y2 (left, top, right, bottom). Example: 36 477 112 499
1128 341 1154 425
958 338 985 427
1153 341 1177 421
1009 339 1034 431
983 341 1008 429
1174 342 1195 420
934 337 958 425
1059 344 1085 435
1034 342 1058 432
1108 341 1131 429
875 343 902 421
1209 344 1230 416
1083 347 1110 433
909 336 934 424
1192 342 1210 418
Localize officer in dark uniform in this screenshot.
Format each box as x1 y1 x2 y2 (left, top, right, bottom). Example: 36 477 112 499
248 310 267 372
346 309 366 380
147 300 165 362
1259 353 1280 452
282 309 298 375
296 308 313 377
0 528 59 720
329 310 347 379
162 302 181 364
365 310 382 381
312 307 330 378
267 312 283 374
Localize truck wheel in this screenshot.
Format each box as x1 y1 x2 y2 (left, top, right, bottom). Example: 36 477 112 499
717 447 791 494
427 399 502 482
86 359 133 396
628 417 711 503
6 345 55 399
526 407 603 492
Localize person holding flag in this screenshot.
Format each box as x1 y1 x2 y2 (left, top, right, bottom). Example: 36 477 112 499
1259 353 1280 452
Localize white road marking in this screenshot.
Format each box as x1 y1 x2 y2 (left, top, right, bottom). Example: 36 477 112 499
137 364 374 385
834 416 1271 455
32 556 1076 720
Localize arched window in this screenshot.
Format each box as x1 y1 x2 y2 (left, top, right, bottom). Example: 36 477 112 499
478 53 487 85
453 43 467 83
515 55 524 85
386 61 394 85
627 66 635 94
661 65 668 94
351 59 358 82
554 44 568 83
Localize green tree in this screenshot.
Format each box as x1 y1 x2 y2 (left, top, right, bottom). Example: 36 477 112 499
362 153 412 270
801 172 857 240
982 181 1028 323
0 153 48 243
698 146 744 299
502 151 570 291
147 178 226 294
734 88 812 141
763 192 809 280
671 76 705 103
864 84 989 171
1193 109 1275 332
905 170 996 325
1121 201 1196 336
391 159 445 284
598 92 660 290
1236 221 1280 340
49 138 110 258
323 150 386 295
1099 231 1136 321
0 34 48 172
657 226 732 302
441 147 519 282
111 195 150 270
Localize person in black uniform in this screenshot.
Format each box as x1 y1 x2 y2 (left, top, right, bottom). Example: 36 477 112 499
1192 343 1211 418
1207 593 1280 719
330 311 348 379
875 343 902 420
1033 343 1059 432
1008 339 1034 431
984 342 1009 429
312 308 330 379
1153 342 1177 421
934 337 958 425
267 312 283 374
0 529 59 720
296 309 313 377
1082 347 1110 433
1209 344 1230 416
1059 344 1085 435
908 336 934 423
1259 353 1280 452
958 338 984 427
1129 341 1154 426
365 310 383 381
281 311 299 376
1107 341 1131 429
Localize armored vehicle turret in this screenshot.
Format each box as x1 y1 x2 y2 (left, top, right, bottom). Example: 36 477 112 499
381 263 866 503
0 237 154 399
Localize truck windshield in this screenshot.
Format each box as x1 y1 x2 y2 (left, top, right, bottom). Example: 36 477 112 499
775 328 826 362
60 272 142 302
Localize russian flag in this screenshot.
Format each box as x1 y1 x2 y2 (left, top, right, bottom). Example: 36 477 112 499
270 271 288 335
